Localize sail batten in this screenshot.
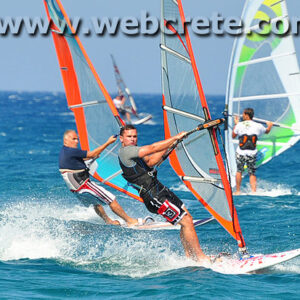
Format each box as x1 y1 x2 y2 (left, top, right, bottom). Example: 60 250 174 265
181 176 221 183
69 100 107 109
163 106 205 122
225 0 300 184
232 92 300 102
236 51 296 67
160 44 191 64
44 0 142 202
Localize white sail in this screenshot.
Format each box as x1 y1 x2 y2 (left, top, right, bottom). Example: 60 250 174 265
225 0 300 183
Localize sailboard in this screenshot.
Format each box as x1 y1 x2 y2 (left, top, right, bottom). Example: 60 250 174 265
160 0 247 254
225 0 300 183
110 54 152 124
211 248 300 274
43 0 142 202
122 217 215 231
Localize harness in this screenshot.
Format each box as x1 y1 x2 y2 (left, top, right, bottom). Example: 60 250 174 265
239 134 257 150
61 169 90 191
119 157 158 194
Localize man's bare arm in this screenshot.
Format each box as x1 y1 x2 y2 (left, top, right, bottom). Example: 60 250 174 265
139 132 186 167
86 135 117 158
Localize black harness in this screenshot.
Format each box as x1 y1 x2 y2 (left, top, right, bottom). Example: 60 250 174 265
73 169 90 186
119 157 158 194
239 134 257 150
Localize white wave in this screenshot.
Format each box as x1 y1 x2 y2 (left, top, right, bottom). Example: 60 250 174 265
0 200 209 277
170 182 189 192
236 179 298 197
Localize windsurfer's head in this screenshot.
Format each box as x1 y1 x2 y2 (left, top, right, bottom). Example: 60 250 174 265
63 129 79 148
120 124 137 146
243 108 254 120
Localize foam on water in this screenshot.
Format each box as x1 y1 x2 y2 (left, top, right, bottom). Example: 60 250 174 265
0 200 208 278
236 179 298 197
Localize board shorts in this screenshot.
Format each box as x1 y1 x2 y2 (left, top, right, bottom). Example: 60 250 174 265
236 153 257 175
61 171 115 206
141 181 186 225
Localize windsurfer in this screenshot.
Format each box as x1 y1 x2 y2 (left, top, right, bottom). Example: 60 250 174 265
59 129 139 226
113 95 131 124
232 108 273 194
118 124 209 262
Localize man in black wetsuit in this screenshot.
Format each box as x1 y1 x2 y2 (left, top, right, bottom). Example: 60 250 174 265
59 129 139 226
118 124 209 262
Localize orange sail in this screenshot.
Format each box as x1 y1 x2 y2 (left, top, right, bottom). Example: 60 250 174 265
160 0 246 250
44 0 142 202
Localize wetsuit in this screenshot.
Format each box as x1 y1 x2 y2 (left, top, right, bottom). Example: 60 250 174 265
118 145 186 225
233 120 267 174
59 146 115 206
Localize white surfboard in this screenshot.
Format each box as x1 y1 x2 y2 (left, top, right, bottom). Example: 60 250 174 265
132 114 152 125
210 248 300 274
123 216 215 230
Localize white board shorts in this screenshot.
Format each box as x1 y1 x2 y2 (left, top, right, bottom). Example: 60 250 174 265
74 180 116 206
62 172 115 206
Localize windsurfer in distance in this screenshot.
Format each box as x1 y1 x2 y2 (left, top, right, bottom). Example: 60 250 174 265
113 94 132 124
118 124 210 263
59 129 140 226
232 108 273 195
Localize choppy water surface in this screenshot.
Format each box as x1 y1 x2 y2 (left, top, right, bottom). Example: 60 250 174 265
0 91 299 299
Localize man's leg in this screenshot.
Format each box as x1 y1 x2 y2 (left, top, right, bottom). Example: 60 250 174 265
247 154 257 193
178 213 209 262
84 180 138 226
249 174 256 192
94 205 120 225
109 199 138 226
234 172 242 195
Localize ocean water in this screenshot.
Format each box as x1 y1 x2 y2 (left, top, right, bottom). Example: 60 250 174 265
0 91 299 299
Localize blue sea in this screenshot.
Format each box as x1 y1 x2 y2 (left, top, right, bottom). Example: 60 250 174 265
0 91 299 299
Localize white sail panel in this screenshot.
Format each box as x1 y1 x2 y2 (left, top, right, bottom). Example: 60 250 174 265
225 0 300 182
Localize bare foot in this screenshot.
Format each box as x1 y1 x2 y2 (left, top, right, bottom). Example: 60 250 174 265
106 219 121 226
197 255 212 267
233 191 241 195
126 218 140 227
